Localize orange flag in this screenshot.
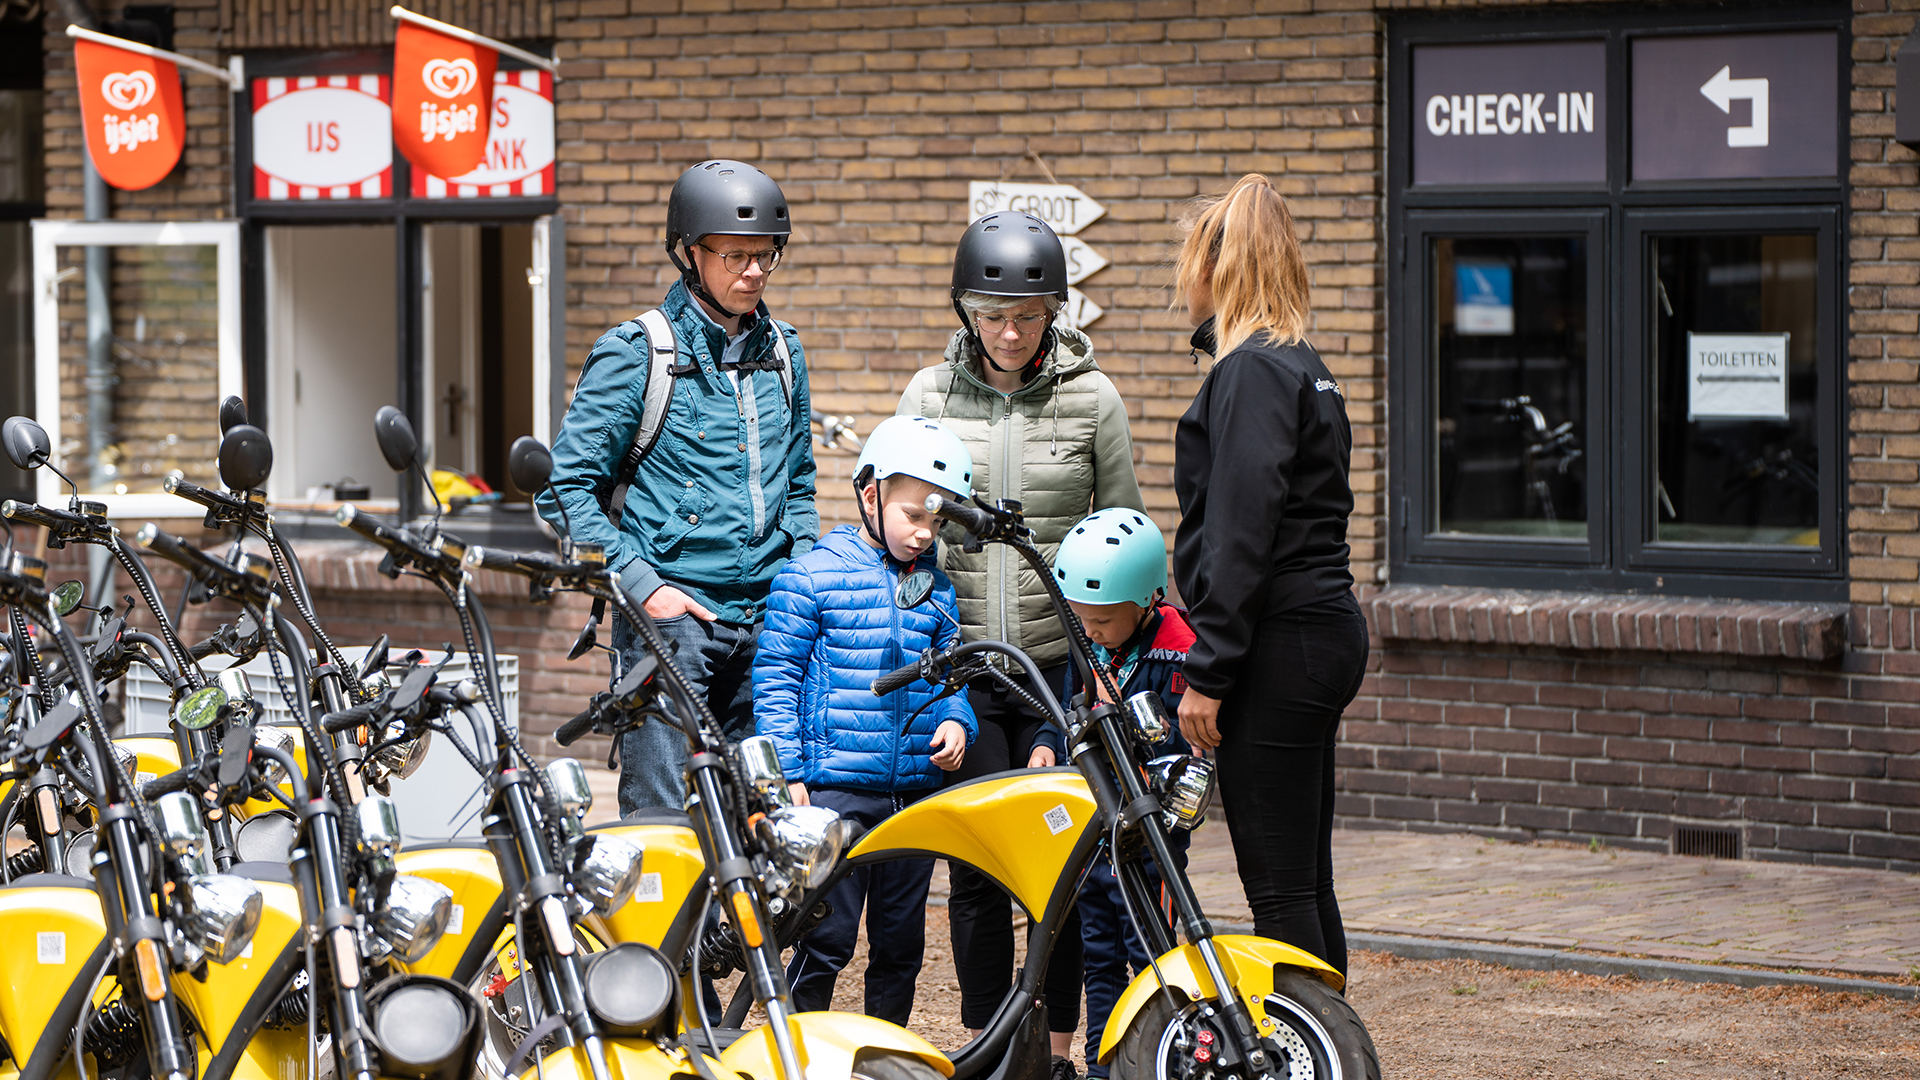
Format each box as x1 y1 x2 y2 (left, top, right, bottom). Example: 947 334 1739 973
74 37 186 190
391 20 497 179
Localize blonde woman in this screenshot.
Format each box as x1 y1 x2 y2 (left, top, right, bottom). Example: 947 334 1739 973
1171 174 1365 977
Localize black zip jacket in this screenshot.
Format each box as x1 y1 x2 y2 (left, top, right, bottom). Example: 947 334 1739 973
1173 328 1355 698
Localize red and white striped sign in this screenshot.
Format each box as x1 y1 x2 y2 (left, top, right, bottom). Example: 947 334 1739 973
252 75 393 201
410 69 554 199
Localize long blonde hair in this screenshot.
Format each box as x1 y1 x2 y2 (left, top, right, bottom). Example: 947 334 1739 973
1173 174 1310 357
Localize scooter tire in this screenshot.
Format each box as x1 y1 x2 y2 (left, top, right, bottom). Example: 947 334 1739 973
1109 967 1380 1080
850 1050 946 1080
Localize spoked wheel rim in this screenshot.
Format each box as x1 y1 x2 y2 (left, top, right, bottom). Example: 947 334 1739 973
1149 998 1340 1080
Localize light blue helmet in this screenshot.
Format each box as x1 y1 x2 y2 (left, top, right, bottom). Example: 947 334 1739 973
854 415 974 499
1053 508 1166 608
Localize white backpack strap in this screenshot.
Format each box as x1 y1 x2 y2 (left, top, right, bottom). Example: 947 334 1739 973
770 322 794 404
632 308 678 463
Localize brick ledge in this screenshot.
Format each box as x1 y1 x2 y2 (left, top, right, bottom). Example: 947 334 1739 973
1365 585 1848 661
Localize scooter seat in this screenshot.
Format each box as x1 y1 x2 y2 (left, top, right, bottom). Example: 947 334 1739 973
0 872 93 890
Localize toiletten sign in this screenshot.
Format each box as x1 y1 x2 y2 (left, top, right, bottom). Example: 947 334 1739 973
1688 332 1789 420
1411 40 1606 185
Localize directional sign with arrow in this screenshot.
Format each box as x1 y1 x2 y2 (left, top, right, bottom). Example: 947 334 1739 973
1699 65 1769 148
967 180 1109 328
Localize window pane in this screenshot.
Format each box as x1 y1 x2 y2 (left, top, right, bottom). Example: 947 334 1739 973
54 244 222 496
1651 234 1818 546
1431 236 1588 538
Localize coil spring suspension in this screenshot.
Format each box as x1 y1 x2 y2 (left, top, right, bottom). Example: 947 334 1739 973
263 971 324 1032
698 916 746 978
84 996 145 1068
3 846 44 880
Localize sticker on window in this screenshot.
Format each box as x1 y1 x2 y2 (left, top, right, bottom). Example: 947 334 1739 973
636 872 664 903
1044 804 1073 835
37 931 65 964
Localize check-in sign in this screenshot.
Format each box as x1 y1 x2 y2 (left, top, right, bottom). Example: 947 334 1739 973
1688 332 1789 420
1411 40 1606 185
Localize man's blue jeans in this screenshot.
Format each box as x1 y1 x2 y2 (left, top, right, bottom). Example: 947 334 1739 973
612 612 758 815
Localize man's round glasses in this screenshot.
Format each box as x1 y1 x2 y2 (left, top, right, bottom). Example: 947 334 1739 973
975 313 1047 335
697 244 784 274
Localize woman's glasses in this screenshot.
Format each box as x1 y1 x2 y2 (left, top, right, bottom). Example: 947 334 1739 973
975 313 1047 335
697 244 784 274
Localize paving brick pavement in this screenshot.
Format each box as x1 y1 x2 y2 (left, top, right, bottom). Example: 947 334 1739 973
583 764 1920 982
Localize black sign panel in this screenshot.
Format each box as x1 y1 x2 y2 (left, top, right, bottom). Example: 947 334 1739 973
1411 41 1607 186
1631 32 1838 182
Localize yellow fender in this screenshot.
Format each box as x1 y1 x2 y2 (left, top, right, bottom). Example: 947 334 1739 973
394 844 505 980
1096 936 1344 1065
720 1012 955 1080
849 770 1096 919
527 1036 723 1080
0 882 109 1073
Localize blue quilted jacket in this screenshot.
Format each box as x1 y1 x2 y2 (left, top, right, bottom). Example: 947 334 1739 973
754 526 979 793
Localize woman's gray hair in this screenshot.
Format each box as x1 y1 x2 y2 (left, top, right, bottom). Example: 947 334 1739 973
957 291 1064 318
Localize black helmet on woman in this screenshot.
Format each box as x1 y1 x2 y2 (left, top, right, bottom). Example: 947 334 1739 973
950 211 1069 371
665 159 790 305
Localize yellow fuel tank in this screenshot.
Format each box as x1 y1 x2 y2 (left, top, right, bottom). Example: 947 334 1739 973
0 878 110 1075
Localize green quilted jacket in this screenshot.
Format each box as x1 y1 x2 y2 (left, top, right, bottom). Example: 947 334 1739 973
896 326 1145 668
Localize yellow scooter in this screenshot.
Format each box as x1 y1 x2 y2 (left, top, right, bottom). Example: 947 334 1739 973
788 495 1380 1080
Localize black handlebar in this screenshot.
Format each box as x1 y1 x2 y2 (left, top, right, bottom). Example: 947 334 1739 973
871 650 937 697
464 545 526 573
0 499 87 532
139 766 197 799
925 494 996 537
135 524 272 603
164 475 250 518
321 701 381 734
555 698 604 746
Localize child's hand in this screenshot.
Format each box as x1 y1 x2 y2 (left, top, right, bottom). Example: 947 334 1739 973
1027 746 1056 768
788 782 809 806
930 721 967 771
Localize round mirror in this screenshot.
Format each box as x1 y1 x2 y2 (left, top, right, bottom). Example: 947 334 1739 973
218 395 250 434
218 424 274 492
174 684 229 731
894 569 935 610
507 436 553 494
2 416 50 471
49 580 85 617
373 406 422 474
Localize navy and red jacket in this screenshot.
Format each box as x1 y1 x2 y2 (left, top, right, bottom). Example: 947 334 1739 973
1065 602 1196 761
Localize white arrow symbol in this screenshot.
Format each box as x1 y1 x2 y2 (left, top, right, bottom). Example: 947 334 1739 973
1699 65 1769 148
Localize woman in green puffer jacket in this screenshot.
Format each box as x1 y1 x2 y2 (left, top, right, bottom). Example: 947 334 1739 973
896 211 1144 1080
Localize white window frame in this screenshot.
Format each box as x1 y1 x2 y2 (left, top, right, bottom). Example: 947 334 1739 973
30 219 243 518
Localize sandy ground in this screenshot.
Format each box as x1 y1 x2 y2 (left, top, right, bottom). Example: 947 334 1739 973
723 908 1920 1079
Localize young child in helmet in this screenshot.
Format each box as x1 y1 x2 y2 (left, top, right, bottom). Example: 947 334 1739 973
1052 508 1196 1078
754 414 980 1025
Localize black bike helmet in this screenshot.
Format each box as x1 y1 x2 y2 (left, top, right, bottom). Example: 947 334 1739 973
665 160 790 307
950 212 1069 374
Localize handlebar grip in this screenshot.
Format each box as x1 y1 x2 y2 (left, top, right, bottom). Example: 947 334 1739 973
871 660 923 697
322 702 381 733
163 475 244 514
925 494 995 537
333 502 394 546
463 545 523 573
133 523 226 583
0 500 81 531
140 766 196 799
555 702 602 746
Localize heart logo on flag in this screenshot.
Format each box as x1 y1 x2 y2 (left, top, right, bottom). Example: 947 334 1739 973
74 38 185 190
100 70 157 110
422 58 477 99
391 21 496 180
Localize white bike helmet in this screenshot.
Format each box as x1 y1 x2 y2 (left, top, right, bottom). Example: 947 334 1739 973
854 416 974 499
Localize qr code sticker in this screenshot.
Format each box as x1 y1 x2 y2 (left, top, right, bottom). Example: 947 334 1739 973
447 905 465 935
37 931 65 964
1044 804 1073 835
636 872 664 903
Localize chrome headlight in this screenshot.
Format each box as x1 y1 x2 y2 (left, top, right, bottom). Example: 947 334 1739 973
186 873 264 963
216 666 255 704
252 725 297 785
371 717 431 784
1145 754 1214 832
358 794 403 874
737 735 793 808
1122 691 1173 743
544 758 593 817
572 833 645 916
109 740 138 781
755 805 853 896
372 874 455 963
154 790 209 865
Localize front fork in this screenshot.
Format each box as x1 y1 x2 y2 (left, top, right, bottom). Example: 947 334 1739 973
1075 705 1276 1080
94 804 196 1080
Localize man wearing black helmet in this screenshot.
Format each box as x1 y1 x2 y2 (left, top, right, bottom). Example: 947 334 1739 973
541 160 817 814
897 211 1144 1080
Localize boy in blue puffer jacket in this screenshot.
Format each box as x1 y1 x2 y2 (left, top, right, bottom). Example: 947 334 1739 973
755 415 980 1024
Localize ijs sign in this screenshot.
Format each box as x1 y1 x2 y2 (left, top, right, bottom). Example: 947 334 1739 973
1411 40 1606 186
391 19 497 180
74 37 186 190
252 75 393 200
411 70 555 198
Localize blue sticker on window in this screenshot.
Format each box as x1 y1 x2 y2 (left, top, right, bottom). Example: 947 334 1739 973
1455 261 1515 335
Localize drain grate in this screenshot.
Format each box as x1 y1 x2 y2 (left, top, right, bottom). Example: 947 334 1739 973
1673 824 1741 860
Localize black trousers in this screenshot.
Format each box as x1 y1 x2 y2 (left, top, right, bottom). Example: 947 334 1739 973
1214 593 1368 977
947 662 1082 1033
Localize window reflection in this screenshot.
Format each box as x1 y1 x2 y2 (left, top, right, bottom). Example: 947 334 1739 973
1432 237 1588 538
1651 235 1818 546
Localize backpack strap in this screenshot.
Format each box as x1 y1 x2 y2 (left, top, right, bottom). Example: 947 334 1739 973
598 308 678 521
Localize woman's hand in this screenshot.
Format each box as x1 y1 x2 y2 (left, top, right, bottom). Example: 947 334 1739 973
931 721 968 771
787 782 809 806
645 584 717 621
1027 745 1056 769
1179 689 1223 751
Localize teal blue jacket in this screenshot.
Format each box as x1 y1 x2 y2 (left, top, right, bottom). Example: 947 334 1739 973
537 282 818 623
